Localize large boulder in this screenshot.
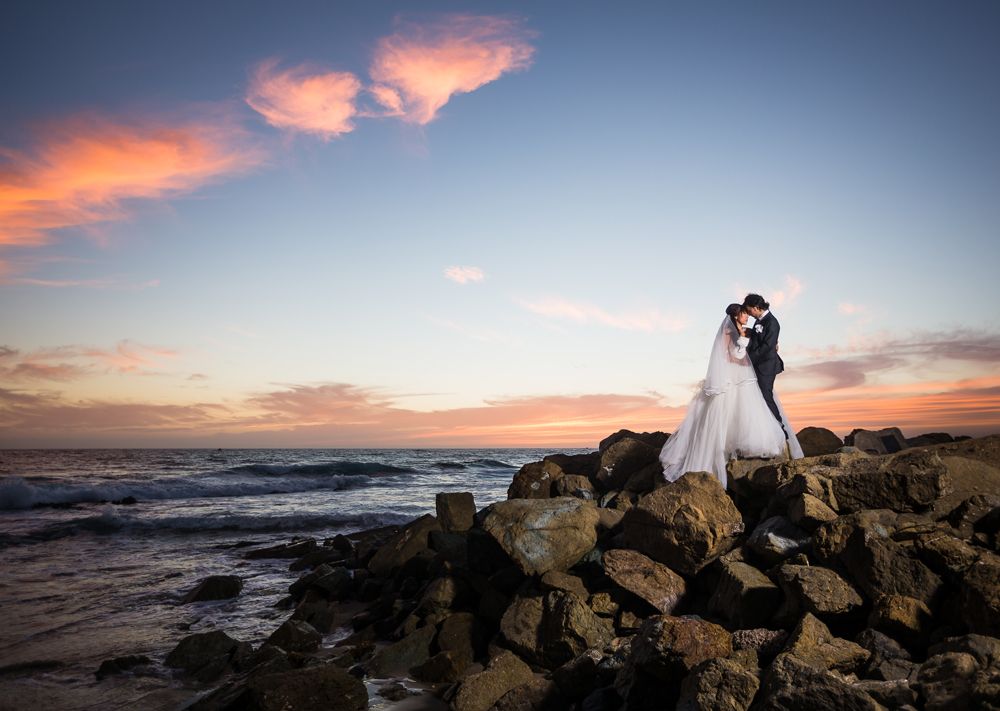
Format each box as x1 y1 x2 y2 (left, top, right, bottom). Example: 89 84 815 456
602 549 687 615
366 623 436 677
707 560 782 629
841 527 943 606
500 590 614 669
543 452 601 479
783 613 870 674
508 461 561 499
676 657 760 711
481 498 599 576
265 619 321 654
774 564 864 624
596 438 661 491
757 653 882 710
623 472 744 576
165 630 250 682
436 492 476 532
242 663 368 711
367 514 440 577
829 450 952 513
452 650 535 711
623 615 733 682
961 552 1000 636
845 427 908 455
797 427 844 457
599 429 669 453
915 652 980 711
182 575 243 603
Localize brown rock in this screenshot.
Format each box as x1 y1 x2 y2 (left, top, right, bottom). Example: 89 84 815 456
676 657 760 711
626 615 733 680
265 619 321 654
812 509 897 563
746 516 811 565
916 652 979 711
540 570 589 599
481 498 599 576
507 461 560 500
829 449 952 513
597 438 660 490
410 649 468 683
796 427 844 457
841 527 943 605
182 575 243 603
243 663 368 711
554 474 595 499
543 451 601 479
436 492 476 532
367 514 440 577
774 564 864 624
850 679 918 708
366 623 436 677
602 548 687 614
599 429 669 454
961 552 1000 636
915 532 982 578
758 653 882 711
784 613 870 674
845 427 908 454
707 560 782 629
868 594 933 647
623 471 744 576
452 650 535 711
165 630 251 683
492 678 566 711
788 493 838 531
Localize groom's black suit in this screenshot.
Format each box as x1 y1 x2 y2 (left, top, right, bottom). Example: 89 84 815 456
746 311 785 432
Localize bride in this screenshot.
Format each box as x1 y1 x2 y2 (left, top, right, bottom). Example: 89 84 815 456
659 303 803 488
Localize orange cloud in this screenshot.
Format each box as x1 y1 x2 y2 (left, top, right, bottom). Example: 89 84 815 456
0 340 178 381
0 112 263 246
246 59 362 139
369 14 535 124
519 296 688 333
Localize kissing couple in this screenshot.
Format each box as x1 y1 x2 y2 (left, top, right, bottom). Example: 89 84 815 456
658 293 804 488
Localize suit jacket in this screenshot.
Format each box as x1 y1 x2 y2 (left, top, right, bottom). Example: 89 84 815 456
747 311 785 376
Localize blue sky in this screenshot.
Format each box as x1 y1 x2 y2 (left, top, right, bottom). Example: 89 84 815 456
1 1 998 446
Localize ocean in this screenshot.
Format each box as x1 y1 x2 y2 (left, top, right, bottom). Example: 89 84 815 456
0 447 588 710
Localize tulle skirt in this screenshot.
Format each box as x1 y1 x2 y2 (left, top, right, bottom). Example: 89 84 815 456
659 379 795 489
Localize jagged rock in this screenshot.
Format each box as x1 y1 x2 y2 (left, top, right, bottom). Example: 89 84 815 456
676 657 759 711
429 530 468 565
182 575 243 603
948 494 1000 538
915 532 982 578
623 471 744 576
553 649 605 701
554 474 596 499
602 548 687 615
492 678 567 711
928 634 1000 668
829 450 952 513
708 560 781 628
367 514 440 577
410 649 467 683
852 679 918 708
961 553 1000 636
95 654 151 680
622 462 665 495
309 566 353 599
436 492 476 532
840 527 943 605
732 629 788 662
907 432 955 447
292 588 339 632
245 538 317 560
416 575 469 616
588 592 618 617
598 430 669 454
623 615 732 681
972 662 1000 709
758 653 882 710
747 516 811 564
868 594 933 647
774 564 863 624
366 623 436 677
845 427 908 455
540 570 589 598
265 619 321 653
543 452 602 479
437 612 481 665
856 628 912 680
289 546 345 572
500 591 614 669
452 650 535 711
813 509 898 563
916 652 980 711
165 630 251 682
597 438 660 490
242 663 368 711
508 461 561 499
788 493 838 531
481 498 599 576
797 427 844 457
596 508 625 533
784 613 870 674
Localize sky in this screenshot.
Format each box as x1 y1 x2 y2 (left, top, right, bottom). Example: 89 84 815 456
1 1 999 448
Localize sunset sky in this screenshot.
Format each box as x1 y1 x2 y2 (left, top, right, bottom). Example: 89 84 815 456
1 1 998 447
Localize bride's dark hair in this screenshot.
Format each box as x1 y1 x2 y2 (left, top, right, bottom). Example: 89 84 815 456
726 303 747 330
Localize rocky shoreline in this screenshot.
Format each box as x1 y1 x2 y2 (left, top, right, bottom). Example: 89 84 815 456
137 428 1000 710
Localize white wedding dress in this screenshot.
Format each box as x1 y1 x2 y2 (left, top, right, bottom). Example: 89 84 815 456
659 317 803 488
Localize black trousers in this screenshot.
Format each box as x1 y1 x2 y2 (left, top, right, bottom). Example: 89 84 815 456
757 373 786 436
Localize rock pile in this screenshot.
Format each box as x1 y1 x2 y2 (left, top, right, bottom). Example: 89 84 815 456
165 430 1000 710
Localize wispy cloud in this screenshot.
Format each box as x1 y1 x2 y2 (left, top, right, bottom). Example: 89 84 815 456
369 14 536 125
0 111 264 247
246 59 362 139
518 296 688 333
769 275 803 308
0 340 179 381
0 275 160 289
444 265 485 284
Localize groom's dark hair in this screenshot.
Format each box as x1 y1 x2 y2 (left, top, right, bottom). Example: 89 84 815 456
743 293 769 310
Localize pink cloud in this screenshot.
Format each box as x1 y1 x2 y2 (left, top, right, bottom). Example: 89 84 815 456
519 296 688 333
0 340 178 381
246 59 362 139
0 111 264 247
444 265 485 284
769 275 804 308
369 14 536 125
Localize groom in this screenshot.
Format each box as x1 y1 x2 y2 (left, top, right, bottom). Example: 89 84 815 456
743 293 786 435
